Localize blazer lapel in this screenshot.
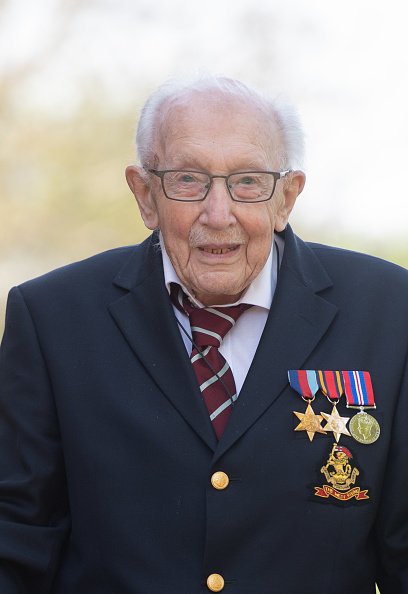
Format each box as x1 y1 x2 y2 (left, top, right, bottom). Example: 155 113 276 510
108 229 338 457
216 228 338 459
108 235 217 452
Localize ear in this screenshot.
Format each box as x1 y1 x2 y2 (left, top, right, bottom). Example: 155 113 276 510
125 165 159 230
274 170 306 232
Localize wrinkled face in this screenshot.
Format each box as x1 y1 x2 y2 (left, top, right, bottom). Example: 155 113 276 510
127 93 304 305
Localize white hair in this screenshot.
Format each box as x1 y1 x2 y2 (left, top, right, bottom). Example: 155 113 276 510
135 75 305 170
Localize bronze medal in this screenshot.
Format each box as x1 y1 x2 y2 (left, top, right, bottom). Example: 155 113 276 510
289 370 326 442
293 403 326 442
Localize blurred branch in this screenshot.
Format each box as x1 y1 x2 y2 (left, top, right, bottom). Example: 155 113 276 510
0 0 87 105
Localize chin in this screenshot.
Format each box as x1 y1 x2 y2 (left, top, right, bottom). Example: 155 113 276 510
195 284 244 306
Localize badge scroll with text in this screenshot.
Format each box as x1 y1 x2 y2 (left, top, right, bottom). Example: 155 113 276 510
288 370 326 442
342 370 380 445
316 370 351 441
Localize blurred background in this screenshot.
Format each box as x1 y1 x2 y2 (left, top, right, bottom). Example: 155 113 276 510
1 0 408 335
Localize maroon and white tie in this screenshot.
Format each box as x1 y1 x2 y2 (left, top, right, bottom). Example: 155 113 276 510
171 284 251 439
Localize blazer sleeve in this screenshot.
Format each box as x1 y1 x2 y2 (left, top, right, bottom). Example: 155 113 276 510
0 287 70 593
375 353 408 594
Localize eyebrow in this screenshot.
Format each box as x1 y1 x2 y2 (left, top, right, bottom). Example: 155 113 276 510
166 155 268 171
168 154 203 169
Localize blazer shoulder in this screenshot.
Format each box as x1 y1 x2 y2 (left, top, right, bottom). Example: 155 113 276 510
306 241 408 287
17 243 145 299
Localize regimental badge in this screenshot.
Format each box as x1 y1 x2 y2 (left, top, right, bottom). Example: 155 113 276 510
314 443 369 501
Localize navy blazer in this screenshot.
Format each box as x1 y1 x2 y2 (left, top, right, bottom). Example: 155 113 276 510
0 226 407 593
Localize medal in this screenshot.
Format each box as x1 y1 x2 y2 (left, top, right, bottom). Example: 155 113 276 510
349 411 380 444
320 407 351 442
293 403 326 442
289 370 326 442
342 371 380 444
316 370 351 442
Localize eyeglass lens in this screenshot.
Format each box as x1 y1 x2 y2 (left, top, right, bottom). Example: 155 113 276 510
162 171 276 201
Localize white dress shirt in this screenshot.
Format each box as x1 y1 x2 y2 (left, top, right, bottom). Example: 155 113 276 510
161 234 284 395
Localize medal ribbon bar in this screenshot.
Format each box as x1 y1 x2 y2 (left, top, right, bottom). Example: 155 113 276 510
342 370 376 409
288 370 319 400
316 370 344 402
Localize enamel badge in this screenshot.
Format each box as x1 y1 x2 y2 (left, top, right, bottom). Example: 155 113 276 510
314 443 369 501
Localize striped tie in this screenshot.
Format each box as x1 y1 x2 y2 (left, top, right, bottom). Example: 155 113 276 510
171 284 251 439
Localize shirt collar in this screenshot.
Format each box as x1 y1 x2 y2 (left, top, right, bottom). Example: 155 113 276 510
160 232 284 310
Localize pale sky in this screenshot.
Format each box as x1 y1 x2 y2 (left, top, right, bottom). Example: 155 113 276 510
2 0 408 240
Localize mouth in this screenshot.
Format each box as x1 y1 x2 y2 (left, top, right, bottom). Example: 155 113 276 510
198 245 240 255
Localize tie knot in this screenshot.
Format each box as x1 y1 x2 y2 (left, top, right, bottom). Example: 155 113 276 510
170 284 251 347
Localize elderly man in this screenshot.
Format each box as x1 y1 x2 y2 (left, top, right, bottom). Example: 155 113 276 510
0 77 407 594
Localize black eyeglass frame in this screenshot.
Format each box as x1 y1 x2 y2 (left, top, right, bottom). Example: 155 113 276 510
145 168 292 203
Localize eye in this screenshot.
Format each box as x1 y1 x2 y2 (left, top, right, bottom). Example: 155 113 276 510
178 173 196 183
236 175 257 185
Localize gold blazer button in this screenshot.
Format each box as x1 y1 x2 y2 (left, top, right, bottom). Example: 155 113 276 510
207 573 225 591
211 471 230 490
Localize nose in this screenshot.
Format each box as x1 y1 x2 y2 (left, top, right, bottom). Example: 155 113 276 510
198 177 237 229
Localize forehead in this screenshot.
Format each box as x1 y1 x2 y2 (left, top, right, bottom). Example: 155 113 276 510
156 92 280 169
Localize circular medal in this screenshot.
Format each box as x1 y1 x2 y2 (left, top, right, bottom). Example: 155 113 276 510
349 412 380 444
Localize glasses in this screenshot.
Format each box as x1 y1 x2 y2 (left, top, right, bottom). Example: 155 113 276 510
146 168 291 203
